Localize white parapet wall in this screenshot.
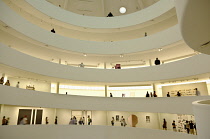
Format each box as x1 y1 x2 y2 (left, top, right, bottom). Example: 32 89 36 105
1 85 210 114
174 0 210 55
193 100 210 139
1 43 210 83
0 125 196 139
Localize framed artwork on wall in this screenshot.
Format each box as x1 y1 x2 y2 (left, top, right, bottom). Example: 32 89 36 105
116 115 119 121
146 116 150 123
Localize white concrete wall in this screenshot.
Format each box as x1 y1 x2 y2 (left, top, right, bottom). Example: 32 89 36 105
162 82 208 97
0 125 196 139
55 109 71 125
1 85 210 114
1 44 210 83
107 111 160 129
0 0 181 55
59 88 105 97
25 0 174 28
8 76 51 93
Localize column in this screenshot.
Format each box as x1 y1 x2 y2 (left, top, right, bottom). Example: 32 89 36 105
56 82 60 94
104 62 107 69
105 85 108 97
149 59 152 66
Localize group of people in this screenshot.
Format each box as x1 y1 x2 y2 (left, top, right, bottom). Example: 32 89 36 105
53 116 92 125
0 77 21 88
0 77 10 86
162 119 178 132
111 116 127 127
162 119 196 135
145 91 158 97
69 116 92 125
185 120 197 135
2 116 10 125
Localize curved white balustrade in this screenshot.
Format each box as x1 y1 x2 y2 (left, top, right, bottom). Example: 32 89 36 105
26 0 174 29
175 0 210 55
1 85 210 114
0 125 196 139
0 0 181 55
1 44 210 83
193 100 210 139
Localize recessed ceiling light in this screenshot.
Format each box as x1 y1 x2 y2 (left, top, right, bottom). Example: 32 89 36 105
119 7 126 14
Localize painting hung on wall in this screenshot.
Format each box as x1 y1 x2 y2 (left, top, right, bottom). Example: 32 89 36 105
146 116 150 123
116 115 119 121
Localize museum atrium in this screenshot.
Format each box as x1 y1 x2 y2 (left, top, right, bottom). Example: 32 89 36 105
0 0 209 139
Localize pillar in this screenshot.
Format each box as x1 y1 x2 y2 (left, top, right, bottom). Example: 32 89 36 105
105 85 108 97
56 82 60 94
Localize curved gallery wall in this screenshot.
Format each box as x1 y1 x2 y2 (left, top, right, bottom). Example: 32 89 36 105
25 0 174 28
0 0 181 55
1 44 210 83
1 85 210 114
193 100 210 139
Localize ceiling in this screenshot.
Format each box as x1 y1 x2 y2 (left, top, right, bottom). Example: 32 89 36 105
46 0 160 17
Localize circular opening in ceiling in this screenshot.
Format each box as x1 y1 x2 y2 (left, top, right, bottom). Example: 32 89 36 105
119 7 126 14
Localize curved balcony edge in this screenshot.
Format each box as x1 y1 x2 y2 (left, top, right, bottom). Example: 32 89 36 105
192 100 210 139
174 0 210 55
1 85 210 114
1 44 210 83
0 0 181 55
25 0 174 29
0 125 196 139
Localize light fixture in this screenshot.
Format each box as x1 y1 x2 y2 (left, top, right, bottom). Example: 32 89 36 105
119 7 126 14
120 54 124 57
158 48 162 51
83 53 87 56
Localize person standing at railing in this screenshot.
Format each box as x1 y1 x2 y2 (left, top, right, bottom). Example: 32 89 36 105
111 117 114 126
4 80 10 86
79 63 84 68
162 119 167 130
172 120 177 131
194 88 200 96
153 91 157 97
16 82 20 88
0 77 4 84
120 116 124 126
154 58 161 65
177 91 181 97
87 116 92 125
189 121 194 134
2 116 6 125
146 91 150 97
167 92 170 97
185 121 190 134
